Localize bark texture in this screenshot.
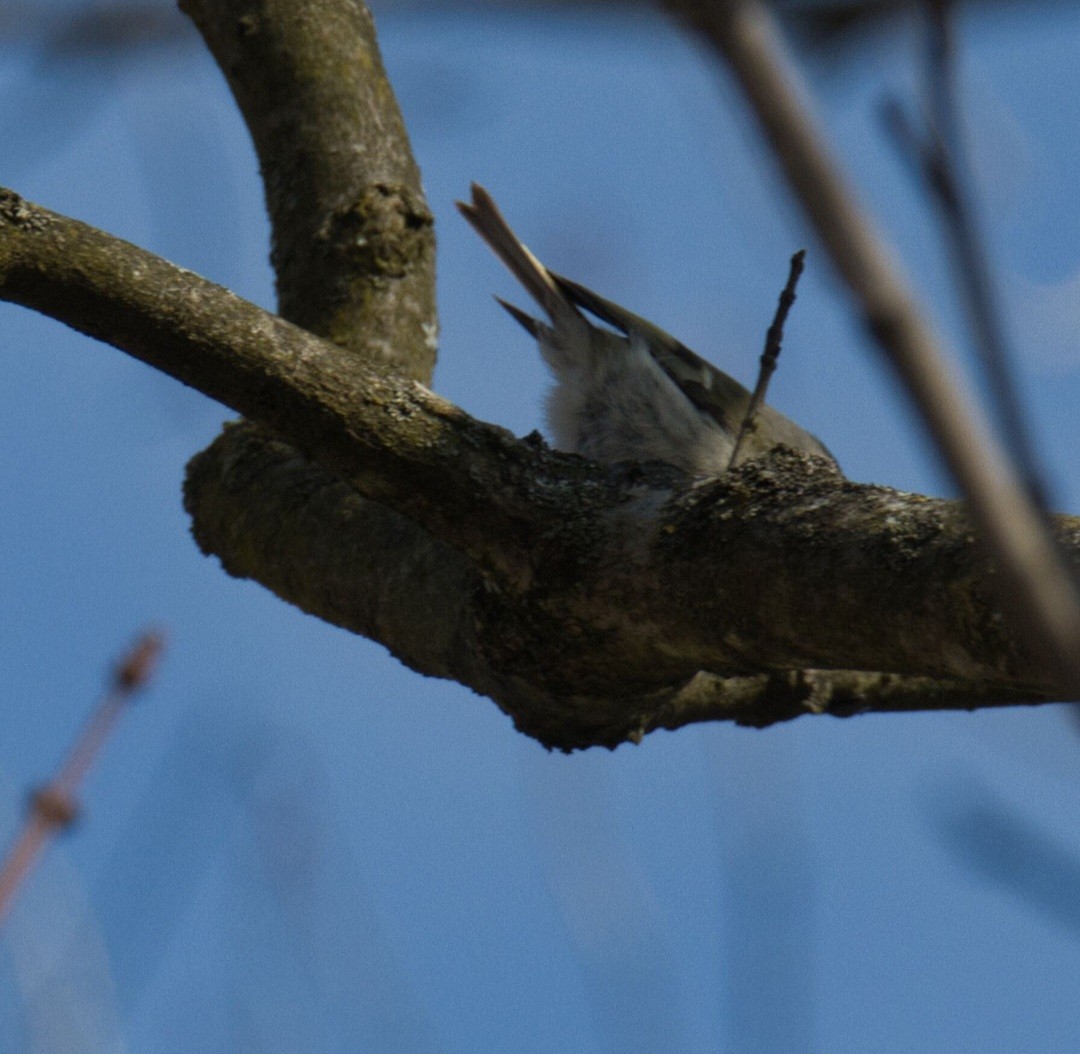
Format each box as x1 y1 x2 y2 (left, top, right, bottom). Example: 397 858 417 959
180 0 436 377
0 187 1064 749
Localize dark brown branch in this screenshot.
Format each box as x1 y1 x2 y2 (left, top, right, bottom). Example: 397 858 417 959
667 0 1080 691
186 422 1061 750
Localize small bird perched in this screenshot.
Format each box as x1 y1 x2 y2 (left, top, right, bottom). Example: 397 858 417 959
457 184 836 475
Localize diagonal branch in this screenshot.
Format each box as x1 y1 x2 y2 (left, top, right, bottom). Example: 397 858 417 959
920 0 1045 507
667 0 1080 693
0 188 544 582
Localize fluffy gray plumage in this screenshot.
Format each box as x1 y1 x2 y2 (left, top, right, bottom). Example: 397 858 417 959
457 184 835 476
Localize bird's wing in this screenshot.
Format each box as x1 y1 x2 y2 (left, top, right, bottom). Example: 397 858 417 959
551 270 752 434
554 270 835 461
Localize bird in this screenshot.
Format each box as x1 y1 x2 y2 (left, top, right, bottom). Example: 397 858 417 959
457 183 836 476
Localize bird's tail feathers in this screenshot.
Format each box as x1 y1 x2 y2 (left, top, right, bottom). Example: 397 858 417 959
457 184 582 333
494 296 546 340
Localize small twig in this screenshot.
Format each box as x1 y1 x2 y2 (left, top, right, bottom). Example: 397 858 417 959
924 0 1047 508
0 629 164 924
729 248 806 467
881 0 1048 509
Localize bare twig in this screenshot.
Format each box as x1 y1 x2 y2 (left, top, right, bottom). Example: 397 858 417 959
668 0 1080 692
923 0 1047 507
728 248 806 467
0 630 164 923
881 0 1047 508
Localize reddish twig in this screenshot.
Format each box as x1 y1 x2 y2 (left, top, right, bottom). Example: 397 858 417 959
0 630 164 924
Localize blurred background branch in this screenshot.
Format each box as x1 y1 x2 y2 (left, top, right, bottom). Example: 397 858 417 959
0 0 1066 59
666 0 1080 692
881 0 1048 510
0 631 163 925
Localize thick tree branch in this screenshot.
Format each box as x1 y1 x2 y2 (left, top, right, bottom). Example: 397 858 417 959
179 0 436 378
186 422 1056 749
174 0 456 742
0 187 1067 753
0 188 542 580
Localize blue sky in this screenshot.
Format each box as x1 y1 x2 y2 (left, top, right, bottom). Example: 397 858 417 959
3 2 1080 1051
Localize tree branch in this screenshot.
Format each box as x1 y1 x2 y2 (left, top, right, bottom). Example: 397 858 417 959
174 0 454 740
649 670 1053 738
179 0 436 378
921 0 1044 506
0 187 1068 749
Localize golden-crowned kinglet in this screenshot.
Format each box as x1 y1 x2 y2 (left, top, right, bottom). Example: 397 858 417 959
458 184 835 475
